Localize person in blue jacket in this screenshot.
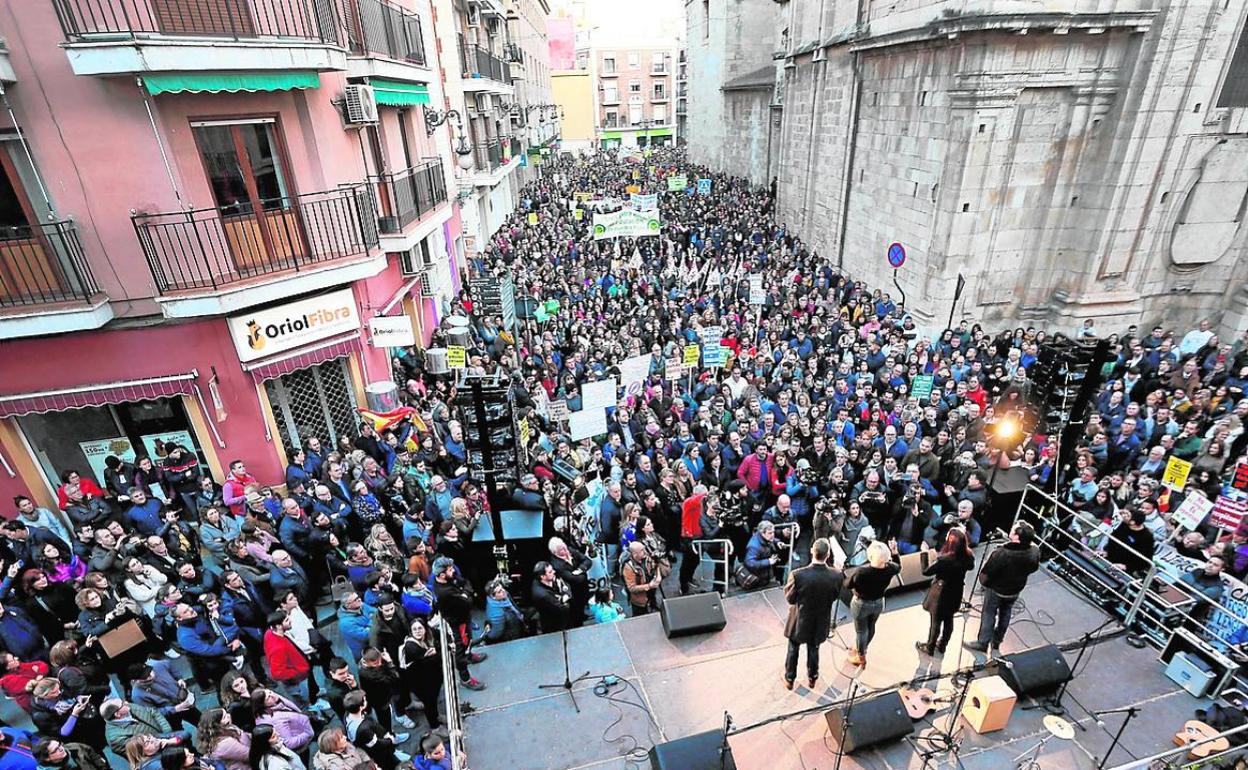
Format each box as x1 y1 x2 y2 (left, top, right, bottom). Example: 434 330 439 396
123 490 164 537
0 597 46 661
336 592 374 664
0 727 36 770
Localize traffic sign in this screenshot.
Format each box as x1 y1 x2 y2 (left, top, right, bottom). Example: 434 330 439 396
887 242 906 268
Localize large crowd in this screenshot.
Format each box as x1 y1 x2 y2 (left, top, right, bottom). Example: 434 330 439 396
1 146 1246 770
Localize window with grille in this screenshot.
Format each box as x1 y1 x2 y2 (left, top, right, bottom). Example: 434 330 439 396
264 359 358 449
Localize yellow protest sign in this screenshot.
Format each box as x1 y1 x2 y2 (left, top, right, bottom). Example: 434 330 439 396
573 208 583 220
447 346 466 369
625 184 641 194
683 345 700 366
527 212 539 225
632 169 641 180
573 191 593 202
1163 456 1192 491
519 417 530 447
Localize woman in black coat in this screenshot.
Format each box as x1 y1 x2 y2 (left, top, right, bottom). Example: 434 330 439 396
916 527 974 656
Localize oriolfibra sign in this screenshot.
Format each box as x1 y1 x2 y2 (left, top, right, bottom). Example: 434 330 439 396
228 288 360 363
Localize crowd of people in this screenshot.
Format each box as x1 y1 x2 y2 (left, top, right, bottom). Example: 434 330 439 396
1 145 1246 769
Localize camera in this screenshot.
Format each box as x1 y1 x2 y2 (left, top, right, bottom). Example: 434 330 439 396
799 467 820 485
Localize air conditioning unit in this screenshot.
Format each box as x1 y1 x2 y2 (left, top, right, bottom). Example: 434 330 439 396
467 4 481 28
399 249 426 276
344 85 378 124
419 271 435 295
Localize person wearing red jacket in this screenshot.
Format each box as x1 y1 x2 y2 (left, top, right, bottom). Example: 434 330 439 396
0 653 47 713
263 611 311 708
737 444 776 502
221 460 258 518
679 490 707 595
55 470 105 511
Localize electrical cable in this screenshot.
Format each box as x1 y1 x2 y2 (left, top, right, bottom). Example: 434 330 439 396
590 675 661 767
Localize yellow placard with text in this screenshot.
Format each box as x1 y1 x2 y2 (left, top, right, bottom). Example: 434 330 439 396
573 208 584 220
447 346 467 369
528 212 539 225
573 191 593 202
625 184 641 194
1163 456 1192 491
683 344 700 366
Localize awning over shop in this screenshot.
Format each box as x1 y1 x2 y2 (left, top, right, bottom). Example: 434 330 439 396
371 79 431 107
244 333 362 384
0 373 199 418
142 72 321 95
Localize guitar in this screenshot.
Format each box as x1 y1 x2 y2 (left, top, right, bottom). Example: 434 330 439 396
899 687 954 720
1172 720 1230 760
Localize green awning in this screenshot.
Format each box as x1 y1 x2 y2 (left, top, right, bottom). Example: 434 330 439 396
600 131 623 140
142 71 320 95
644 127 674 137
371 79 431 107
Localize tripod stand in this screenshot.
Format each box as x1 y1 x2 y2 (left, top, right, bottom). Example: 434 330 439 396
916 659 976 768
537 628 597 713
1093 706 1140 770
832 679 861 770
1029 616 1117 727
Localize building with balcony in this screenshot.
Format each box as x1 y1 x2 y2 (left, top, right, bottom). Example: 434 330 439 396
0 0 462 509
593 45 678 149
505 0 556 185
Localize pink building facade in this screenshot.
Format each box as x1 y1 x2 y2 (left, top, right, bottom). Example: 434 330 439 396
0 0 467 508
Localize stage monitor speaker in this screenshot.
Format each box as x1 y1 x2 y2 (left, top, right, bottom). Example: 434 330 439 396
888 550 934 593
660 593 727 638
996 645 1072 696
649 729 735 770
824 691 914 754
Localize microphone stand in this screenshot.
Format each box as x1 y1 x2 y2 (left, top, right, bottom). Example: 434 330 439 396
962 528 1007 613
719 711 734 770
1034 616 1118 728
1093 706 1141 770
537 626 596 713
833 678 860 770
828 532 869 652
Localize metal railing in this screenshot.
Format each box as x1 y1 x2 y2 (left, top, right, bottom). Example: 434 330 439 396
437 616 465 770
0 220 100 307
371 159 446 234
1019 486 1248 696
347 0 425 64
1111 722 1248 769
52 0 346 45
134 186 379 293
692 538 733 595
465 44 510 83
474 140 502 172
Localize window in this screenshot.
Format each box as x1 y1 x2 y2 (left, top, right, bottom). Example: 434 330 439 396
629 105 643 125
653 83 666 100
192 121 292 214
604 111 618 128
629 80 641 93
602 55 616 73
627 52 639 69
652 52 666 73
653 105 667 123
1220 25 1248 107
703 0 710 38
603 83 618 103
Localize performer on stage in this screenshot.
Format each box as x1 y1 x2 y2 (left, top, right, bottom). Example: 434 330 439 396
965 521 1040 656
915 528 974 656
844 540 900 668
782 538 843 690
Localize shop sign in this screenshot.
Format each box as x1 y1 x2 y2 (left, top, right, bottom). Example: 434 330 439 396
369 316 416 348
228 288 360 363
79 437 135 487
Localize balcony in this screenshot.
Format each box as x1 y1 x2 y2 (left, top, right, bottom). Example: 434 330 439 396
345 0 430 81
508 137 522 160
651 92 669 103
372 160 446 235
0 39 14 84
52 0 349 76
0 220 113 338
462 44 513 93
474 139 502 172
134 185 383 317
601 95 620 106
651 65 668 75
676 100 686 115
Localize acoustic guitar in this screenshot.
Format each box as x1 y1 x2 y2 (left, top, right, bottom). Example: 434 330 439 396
1172 720 1230 760
899 687 955 720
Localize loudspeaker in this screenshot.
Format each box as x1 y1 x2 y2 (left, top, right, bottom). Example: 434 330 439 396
996 645 1072 696
888 550 934 593
660 592 727 638
649 729 735 770
824 691 914 754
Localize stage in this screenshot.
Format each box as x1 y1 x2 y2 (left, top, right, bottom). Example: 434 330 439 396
461 568 1211 770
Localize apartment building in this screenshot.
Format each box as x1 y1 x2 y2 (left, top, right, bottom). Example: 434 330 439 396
595 46 678 149
506 0 558 185
0 0 465 508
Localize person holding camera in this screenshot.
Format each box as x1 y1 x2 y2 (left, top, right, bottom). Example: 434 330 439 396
892 482 934 553
740 521 788 589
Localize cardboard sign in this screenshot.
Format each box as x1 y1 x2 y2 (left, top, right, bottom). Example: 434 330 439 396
619 354 652 397
1162 456 1193 491
573 208 584 221
1171 493 1214 531
549 399 569 423
683 345 700 366
665 358 683 381
568 408 607 441
528 212 539 225
697 178 712 195
446 346 467 369
910 375 935 400
518 417 530 447
748 274 765 305
573 191 594 202
581 378 618 410
667 175 687 191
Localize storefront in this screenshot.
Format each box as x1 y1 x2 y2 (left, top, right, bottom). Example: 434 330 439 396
226 287 368 454
0 373 222 503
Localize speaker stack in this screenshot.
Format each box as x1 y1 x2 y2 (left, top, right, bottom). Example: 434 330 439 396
995 644 1073 697
659 593 727 638
649 729 735 770
824 691 915 754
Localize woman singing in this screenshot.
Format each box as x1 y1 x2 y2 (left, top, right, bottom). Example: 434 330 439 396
915 528 974 656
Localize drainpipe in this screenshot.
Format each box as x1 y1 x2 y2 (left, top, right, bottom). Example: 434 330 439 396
834 0 866 272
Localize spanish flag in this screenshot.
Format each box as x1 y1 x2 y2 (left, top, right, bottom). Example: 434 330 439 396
358 406 427 435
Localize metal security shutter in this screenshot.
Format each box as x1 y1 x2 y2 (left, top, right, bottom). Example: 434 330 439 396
265 360 358 449
1219 27 1248 108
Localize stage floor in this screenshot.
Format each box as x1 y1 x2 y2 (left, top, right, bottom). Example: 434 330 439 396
461 569 1210 770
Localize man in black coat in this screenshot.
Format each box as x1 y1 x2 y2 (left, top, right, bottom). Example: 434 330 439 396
549 537 593 627
782 538 843 689
530 561 573 633
965 521 1040 656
